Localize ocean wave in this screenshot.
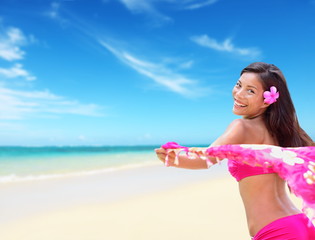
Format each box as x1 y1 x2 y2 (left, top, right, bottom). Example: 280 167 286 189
0 161 160 184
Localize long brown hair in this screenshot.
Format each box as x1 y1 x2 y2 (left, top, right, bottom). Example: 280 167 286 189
241 62 314 147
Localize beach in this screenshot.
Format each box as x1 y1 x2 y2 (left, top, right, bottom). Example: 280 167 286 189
0 149 307 240
0 157 254 240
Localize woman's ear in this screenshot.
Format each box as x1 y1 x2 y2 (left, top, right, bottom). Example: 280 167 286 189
262 102 270 109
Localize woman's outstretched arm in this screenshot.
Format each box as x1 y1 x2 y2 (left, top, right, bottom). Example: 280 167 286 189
155 147 211 169
155 119 246 169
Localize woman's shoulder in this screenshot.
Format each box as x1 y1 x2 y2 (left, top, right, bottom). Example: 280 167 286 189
212 119 248 145
229 118 270 144
220 118 265 145
230 118 265 130
227 118 249 132
228 119 254 137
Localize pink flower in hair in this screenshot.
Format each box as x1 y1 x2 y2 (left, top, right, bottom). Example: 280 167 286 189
264 86 279 104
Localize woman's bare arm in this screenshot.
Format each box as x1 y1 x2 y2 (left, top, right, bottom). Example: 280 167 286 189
155 119 247 169
155 148 210 169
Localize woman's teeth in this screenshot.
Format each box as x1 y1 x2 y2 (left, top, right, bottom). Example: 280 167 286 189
234 101 247 107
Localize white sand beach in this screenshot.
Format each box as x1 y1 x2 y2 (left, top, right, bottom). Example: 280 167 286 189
0 162 306 240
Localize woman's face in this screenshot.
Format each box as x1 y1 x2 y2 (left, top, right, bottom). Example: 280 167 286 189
232 72 268 118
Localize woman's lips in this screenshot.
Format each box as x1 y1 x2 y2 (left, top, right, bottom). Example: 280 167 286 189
234 99 247 107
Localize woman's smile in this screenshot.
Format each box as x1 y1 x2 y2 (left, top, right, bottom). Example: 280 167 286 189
234 99 247 108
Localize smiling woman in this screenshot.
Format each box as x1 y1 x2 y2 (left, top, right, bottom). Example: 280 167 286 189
156 62 315 240
240 62 312 147
232 72 269 119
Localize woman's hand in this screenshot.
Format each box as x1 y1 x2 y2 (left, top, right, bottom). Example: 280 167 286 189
155 148 175 166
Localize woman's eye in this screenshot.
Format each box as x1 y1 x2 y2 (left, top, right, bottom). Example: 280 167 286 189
248 89 255 94
236 82 241 87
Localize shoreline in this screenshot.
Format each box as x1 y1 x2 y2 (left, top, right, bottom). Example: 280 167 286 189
0 161 160 184
0 151 160 183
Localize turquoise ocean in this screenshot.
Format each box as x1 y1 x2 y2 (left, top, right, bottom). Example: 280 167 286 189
0 146 162 183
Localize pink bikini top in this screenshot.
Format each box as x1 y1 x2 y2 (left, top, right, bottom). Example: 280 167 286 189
228 159 276 181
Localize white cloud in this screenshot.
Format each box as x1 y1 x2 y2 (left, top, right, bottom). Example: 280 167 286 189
47 2 61 19
0 25 38 81
118 0 218 11
179 60 194 69
183 0 218 10
120 0 172 23
45 2 69 27
0 63 36 81
99 40 205 97
0 23 103 121
114 0 217 22
119 0 154 13
0 87 104 120
191 34 261 58
0 27 27 61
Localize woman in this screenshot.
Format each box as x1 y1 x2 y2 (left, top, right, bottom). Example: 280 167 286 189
155 62 315 239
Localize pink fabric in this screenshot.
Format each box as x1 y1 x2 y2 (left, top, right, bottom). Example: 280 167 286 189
228 159 276 181
252 214 315 240
205 144 315 220
161 143 315 220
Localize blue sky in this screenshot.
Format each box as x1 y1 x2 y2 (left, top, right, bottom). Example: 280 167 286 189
0 0 315 146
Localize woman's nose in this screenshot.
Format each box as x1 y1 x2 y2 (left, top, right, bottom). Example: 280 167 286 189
235 88 245 98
